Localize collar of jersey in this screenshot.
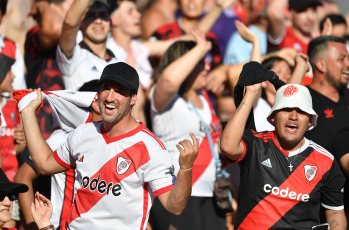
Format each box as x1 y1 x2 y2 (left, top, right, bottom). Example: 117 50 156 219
100 122 144 144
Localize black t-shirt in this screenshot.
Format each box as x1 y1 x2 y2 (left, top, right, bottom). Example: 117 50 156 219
327 128 349 214
305 87 349 147
24 26 65 139
234 129 345 230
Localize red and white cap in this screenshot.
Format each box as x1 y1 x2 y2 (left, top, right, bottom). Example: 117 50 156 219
267 84 318 130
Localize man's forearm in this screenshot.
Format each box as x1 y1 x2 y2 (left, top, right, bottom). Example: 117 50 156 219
165 169 193 215
326 209 347 230
21 111 54 175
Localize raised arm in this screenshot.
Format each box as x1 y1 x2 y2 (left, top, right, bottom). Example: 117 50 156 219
158 133 199 214
152 29 211 112
220 83 262 161
224 21 261 92
20 89 67 175
142 34 192 57
287 53 309 84
59 0 90 58
29 1 65 49
267 0 288 40
197 0 237 33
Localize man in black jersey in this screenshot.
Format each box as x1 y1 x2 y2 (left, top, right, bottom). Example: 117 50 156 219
305 35 349 147
221 83 346 229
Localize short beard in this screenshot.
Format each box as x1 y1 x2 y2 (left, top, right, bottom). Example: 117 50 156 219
325 71 345 91
99 103 130 125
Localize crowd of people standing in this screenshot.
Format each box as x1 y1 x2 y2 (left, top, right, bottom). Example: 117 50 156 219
0 0 349 229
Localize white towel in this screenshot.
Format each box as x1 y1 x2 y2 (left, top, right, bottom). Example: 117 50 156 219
13 90 97 132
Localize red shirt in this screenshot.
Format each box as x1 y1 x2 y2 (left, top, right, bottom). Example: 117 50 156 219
268 26 309 54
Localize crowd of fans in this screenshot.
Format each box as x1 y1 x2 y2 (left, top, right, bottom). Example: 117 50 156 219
0 0 349 229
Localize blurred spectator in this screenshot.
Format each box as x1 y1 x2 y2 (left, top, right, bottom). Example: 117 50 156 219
320 14 348 38
150 29 226 230
203 0 239 57
0 42 26 230
305 35 349 147
56 0 118 90
267 0 322 54
224 3 268 65
0 0 35 58
25 0 74 140
141 0 178 39
150 0 227 69
0 0 26 91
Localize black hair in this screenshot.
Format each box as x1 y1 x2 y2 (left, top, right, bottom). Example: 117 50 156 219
308 35 346 72
108 0 136 13
0 0 7 15
152 40 202 96
320 14 347 32
262 56 288 71
90 0 111 14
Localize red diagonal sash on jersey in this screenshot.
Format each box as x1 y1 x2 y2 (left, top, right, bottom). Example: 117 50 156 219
65 141 150 227
192 137 213 185
238 150 332 230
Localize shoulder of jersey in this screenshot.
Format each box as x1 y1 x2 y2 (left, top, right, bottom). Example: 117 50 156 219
139 127 166 150
308 140 334 161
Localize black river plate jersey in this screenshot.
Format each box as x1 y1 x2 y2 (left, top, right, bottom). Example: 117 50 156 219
234 130 345 230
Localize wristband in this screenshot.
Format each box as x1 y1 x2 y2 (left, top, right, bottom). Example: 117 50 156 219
40 224 54 230
180 167 192 172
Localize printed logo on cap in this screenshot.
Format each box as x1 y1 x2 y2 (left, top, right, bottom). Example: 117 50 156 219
283 85 298 97
116 156 132 175
304 165 318 181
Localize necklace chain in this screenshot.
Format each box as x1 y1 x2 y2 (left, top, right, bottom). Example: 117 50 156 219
284 139 304 172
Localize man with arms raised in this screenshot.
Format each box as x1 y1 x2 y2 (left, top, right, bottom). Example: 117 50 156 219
19 62 199 229
220 81 346 229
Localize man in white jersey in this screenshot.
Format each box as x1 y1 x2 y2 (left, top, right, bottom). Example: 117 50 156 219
20 62 199 230
56 0 119 90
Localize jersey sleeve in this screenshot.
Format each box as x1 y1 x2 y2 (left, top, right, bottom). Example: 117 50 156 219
144 147 175 197
232 129 254 163
56 43 80 77
320 159 345 210
53 130 77 170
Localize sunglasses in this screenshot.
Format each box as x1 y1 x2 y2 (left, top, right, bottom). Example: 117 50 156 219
85 12 110 22
0 193 18 201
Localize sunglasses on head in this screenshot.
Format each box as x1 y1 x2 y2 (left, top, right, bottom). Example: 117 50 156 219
0 193 18 201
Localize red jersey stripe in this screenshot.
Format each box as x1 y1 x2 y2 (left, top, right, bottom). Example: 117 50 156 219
59 169 75 229
140 183 149 230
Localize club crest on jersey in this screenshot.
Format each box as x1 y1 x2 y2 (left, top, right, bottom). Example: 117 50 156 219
304 165 318 181
116 156 132 175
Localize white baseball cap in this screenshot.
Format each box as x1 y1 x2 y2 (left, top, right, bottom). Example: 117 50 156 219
267 84 318 130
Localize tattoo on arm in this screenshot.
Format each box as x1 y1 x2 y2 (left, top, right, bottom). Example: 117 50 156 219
328 218 339 229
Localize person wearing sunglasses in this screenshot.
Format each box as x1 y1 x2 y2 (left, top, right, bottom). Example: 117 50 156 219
0 167 27 230
56 0 119 91
0 167 55 230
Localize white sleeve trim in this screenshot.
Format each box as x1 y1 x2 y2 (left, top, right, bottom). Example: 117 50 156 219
267 27 287 46
321 203 344 210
